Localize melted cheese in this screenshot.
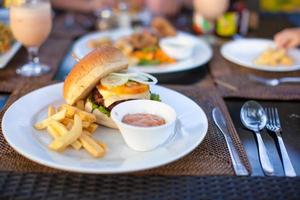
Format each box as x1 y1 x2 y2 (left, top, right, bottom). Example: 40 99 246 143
98 89 150 107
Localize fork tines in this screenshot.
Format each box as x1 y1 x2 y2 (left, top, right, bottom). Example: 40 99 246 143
265 107 281 131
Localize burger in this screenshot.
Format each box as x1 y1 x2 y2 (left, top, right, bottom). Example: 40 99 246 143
63 46 160 129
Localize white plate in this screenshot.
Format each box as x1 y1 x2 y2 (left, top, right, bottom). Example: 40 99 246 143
2 83 208 174
221 38 300 72
0 9 21 69
0 42 21 69
72 29 212 74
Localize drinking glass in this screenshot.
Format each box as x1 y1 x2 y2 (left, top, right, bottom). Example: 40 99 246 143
10 0 52 77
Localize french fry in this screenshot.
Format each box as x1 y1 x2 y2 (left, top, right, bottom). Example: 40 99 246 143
60 118 73 126
97 141 107 152
59 104 96 122
66 122 73 130
49 120 68 134
61 118 90 128
48 106 56 117
84 123 98 134
47 124 60 139
35 103 106 158
71 141 82 150
49 120 82 150
79 131 105 158
34 109 66 130
75 100 85 110
49 114 82 151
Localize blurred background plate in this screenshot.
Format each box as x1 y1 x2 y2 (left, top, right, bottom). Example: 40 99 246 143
0 8 21 69
221 38 300 72
0 42 21 69
72 28 212 74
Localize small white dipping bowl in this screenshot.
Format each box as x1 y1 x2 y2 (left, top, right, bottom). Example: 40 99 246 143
111 100 177 151
159 35 196 60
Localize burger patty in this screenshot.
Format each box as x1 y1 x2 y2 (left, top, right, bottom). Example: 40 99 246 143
92 89 104 105
92 89 133 111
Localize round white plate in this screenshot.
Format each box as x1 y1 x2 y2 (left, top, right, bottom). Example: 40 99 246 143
72 29 212 74
2 83 208 174
221 38 300 72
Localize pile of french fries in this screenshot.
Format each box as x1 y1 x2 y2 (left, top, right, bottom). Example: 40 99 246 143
34 101 106 158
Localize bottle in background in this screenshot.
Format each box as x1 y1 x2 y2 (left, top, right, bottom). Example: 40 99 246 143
215 1 250 38
117 1 131 29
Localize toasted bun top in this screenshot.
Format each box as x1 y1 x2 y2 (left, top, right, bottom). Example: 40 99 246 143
63 46 128 105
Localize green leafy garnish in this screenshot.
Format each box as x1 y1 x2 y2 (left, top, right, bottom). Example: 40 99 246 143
97 106 111 117
141 46 158 52
150 93 161 102
138 59 160 66
88 96 110 117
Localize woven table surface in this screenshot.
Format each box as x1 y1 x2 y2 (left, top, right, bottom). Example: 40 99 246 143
0 172 299 200
210 47 300 100
0 79 250 176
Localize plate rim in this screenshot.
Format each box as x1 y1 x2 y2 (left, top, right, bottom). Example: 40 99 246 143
220 38 300 72
2 83 208 174
0 42 21 69
72 29 213 74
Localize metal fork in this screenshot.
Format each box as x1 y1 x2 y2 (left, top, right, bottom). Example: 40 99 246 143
265 108 296 177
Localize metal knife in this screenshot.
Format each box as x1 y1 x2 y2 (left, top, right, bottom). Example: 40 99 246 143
212 107 249 176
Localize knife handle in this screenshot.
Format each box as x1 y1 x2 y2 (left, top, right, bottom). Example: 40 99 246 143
224 134 249 176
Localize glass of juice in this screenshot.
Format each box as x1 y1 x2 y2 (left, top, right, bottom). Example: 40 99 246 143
10 0 52 77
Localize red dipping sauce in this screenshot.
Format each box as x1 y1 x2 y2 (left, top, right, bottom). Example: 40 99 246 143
122 113 166 127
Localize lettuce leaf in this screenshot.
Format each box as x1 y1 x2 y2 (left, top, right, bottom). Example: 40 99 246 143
88 97 110 117
150 93 161 102
97 106 110 117
138 59 160 66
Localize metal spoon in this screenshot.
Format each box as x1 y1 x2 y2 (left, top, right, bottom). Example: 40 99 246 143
240 100 275 176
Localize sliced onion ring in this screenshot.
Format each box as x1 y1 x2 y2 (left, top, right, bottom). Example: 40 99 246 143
111 72 138 77
101 74 129 87
110 71 158 85
129 73 158 85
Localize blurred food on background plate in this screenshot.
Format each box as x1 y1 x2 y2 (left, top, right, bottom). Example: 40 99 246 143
254 47 294 66
0 22 14 54
150 17 176 37
86 17 178 66
87 37 113 49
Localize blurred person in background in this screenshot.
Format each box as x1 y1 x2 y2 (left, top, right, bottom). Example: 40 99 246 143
260 0 300 49
52 0 181 15
51 0 111 13
3 0 112 12
145 0 184 17
141 0 194 16
275 28 300 49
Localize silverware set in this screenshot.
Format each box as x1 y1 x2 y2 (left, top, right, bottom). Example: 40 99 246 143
213 100 296 177
249 75 300 86
240 101 296 177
